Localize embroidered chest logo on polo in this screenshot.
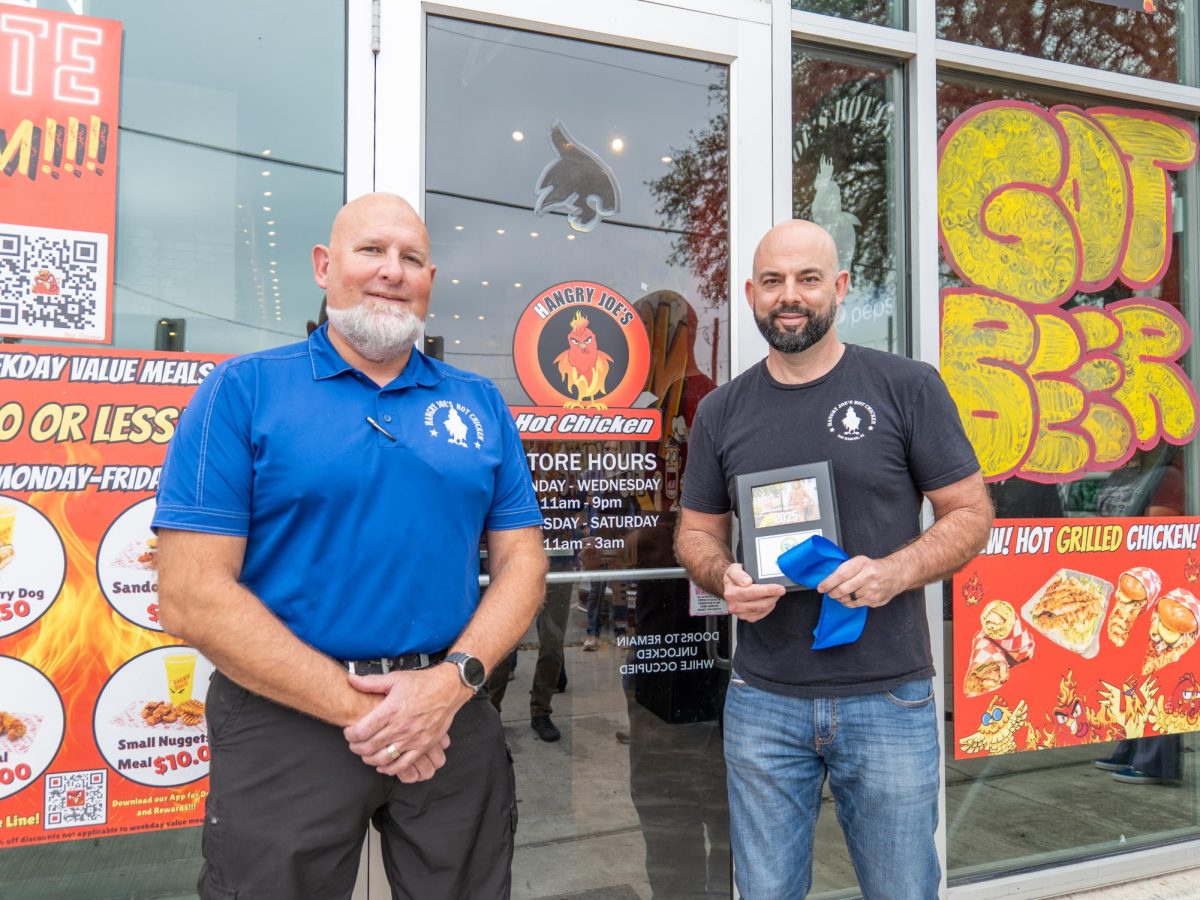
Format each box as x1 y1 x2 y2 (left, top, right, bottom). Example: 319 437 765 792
423 400 485 450
827 400 876 441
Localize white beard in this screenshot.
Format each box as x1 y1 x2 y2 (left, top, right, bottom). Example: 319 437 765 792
326 300 424 362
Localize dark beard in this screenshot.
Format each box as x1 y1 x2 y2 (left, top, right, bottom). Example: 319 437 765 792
755 302 836 354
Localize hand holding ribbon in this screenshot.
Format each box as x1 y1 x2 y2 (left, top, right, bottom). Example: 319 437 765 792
777 535 867 649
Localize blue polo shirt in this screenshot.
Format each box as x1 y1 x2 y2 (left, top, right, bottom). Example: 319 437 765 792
152 324 542 659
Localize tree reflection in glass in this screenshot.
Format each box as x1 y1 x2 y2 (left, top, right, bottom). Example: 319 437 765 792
937 0 1183 84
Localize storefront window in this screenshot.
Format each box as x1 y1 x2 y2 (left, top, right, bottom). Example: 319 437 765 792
793 43 906 355
92 0 342 356
792 0 903 30
938 71 1200 883
427 17 731 898
937 1 1193 86
1 3 344 896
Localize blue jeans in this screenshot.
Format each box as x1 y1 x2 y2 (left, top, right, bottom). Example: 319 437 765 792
586 579 606 636
724 675 940 900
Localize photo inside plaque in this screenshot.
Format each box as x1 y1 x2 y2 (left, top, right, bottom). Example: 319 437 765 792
751 477 820 529
756 528 822 579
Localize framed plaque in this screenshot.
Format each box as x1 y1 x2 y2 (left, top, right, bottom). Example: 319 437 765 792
735 461 842 589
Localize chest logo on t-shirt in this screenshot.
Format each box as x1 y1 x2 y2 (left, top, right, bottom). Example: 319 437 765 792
827 400 876 441
423 400 485 450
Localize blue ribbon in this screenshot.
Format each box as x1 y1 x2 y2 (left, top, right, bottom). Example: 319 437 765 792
776 535 866 650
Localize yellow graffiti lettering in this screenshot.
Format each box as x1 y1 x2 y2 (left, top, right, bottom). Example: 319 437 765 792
1081 401 1134 466
1091 111 1198 286
1021 313 1089 478
940 291 1036 478
1054 107 1129 288
1111 303 1198 444
938 102 1200 481
939 104 1078 305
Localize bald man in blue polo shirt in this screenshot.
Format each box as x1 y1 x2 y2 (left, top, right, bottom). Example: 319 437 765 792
154 193 547 899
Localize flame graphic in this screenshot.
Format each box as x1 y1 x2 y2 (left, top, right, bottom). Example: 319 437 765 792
6 442 177 762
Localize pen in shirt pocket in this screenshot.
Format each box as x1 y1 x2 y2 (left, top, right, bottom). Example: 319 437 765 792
365 416 396 441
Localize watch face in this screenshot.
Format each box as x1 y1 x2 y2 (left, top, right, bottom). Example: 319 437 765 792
463 657 486 686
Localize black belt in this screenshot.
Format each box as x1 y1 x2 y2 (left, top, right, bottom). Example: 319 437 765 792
342 650 447 676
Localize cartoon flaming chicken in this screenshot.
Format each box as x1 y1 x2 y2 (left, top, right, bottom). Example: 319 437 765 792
1097 675 1158 739
959 696 1028 756
1050 669 1090 741
1153 672 1200 734
32 269 59 295
961 572 984 606
555 310 613 410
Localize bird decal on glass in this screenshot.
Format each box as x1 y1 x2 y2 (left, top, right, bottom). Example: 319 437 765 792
534 121 621 233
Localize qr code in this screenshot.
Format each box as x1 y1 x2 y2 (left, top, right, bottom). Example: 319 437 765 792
45 769 107 829
0 222 109 341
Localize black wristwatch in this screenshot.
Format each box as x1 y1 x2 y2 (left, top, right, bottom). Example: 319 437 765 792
444 652 486 694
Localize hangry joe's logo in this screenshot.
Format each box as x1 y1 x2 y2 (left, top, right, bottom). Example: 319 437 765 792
511 280 658 442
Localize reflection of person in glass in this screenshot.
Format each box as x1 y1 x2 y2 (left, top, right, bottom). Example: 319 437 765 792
153 193 547 898
1094 446 1184 785
675 221 993 899
623 289 729 897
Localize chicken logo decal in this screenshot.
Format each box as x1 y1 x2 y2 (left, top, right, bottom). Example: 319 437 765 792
31 269 59 296
810 157 860 273
555 310 613 409
511 280 656 442
534 122 621 233
444 407 470 447
423 400 485 451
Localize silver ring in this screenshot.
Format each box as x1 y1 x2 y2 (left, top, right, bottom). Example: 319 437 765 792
385 743 400 761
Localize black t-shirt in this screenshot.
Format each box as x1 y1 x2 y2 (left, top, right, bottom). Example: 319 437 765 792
682 344 980 697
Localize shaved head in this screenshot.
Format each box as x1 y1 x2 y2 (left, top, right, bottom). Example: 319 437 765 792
328 192 428 251
752 220 840 280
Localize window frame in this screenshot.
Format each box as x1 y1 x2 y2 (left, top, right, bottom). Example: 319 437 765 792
777 0 1200 895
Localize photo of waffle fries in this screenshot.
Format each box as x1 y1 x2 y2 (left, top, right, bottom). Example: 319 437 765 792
175 699 206 726
1021 568 1112 658
126 698 207 729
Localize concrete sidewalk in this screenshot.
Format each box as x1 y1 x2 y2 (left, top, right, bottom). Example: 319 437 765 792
1059 868 1200 898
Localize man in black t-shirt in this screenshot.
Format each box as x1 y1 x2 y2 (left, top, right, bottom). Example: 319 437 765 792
675 220 992 899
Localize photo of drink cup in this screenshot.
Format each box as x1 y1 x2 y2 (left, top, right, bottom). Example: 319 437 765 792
164 653 197 705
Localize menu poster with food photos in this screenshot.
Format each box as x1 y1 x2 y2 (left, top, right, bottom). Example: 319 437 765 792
0 346 224 847
0 6 123 343
953 517 1200 759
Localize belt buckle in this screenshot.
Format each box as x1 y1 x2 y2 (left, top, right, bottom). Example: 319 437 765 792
380 657 392 674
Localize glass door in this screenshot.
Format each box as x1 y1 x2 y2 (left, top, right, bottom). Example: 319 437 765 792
360 1 771 897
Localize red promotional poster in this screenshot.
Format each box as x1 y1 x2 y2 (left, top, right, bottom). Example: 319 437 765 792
953 517 1200 759
0 346 224 847
0 7 122 343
